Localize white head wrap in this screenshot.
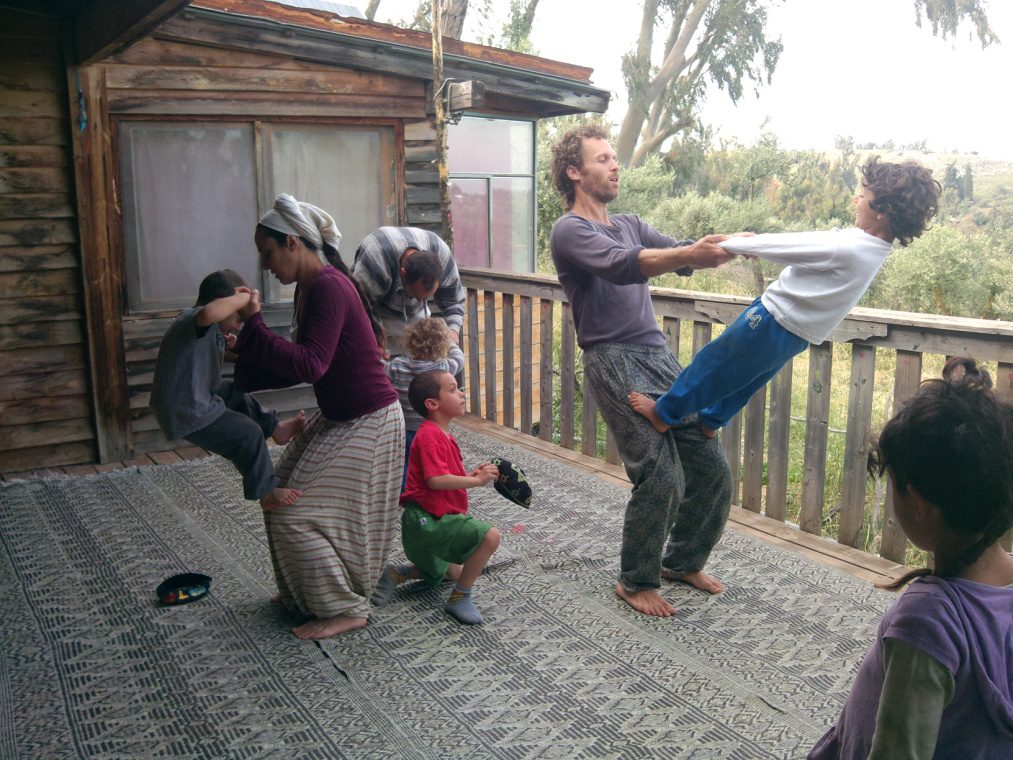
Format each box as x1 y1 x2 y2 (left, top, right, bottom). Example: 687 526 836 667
258 193 342 253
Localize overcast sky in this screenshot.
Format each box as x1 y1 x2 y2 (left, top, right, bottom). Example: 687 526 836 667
375 0 1013 160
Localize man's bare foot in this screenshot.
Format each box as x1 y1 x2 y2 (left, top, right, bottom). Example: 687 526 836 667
614 582 676 617
662 569 725 594
272 410 307 445
260 487 302 510
292 615 367 640
628 392 670 433
701 425 717 439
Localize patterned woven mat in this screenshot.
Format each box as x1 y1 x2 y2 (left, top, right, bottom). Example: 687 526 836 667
0 426 892 759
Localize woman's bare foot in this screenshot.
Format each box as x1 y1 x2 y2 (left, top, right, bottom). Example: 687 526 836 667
662 569 725 594
272 410 307 445
260 487 302 510
292 615 367 640
614 583 676 616
628 393 670 433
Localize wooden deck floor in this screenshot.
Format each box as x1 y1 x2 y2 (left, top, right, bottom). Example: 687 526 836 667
1 413 907 586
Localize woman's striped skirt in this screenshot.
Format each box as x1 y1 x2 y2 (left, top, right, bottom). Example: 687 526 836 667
264 400 404 620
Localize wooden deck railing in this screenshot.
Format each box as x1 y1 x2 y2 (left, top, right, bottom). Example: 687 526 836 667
459 266 1013 564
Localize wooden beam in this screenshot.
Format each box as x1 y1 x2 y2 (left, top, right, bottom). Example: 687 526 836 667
66 65 132 462
449 80 485 111
75 0 191 65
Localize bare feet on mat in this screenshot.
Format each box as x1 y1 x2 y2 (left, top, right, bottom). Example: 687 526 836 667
292 615 367 640
628 393 670 433
663 569 725 594
701 425 717 439
260 487 302 510
615 583 676 616
272 410 307 444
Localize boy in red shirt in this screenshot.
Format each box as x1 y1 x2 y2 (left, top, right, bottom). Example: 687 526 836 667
371 370 501 624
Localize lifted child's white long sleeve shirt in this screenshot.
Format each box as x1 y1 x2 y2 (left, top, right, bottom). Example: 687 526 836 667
720 227 892 344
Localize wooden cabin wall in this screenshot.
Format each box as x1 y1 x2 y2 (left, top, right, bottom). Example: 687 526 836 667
94 37 440 454
0 9 98 472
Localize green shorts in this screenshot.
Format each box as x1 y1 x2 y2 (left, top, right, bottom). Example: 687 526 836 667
401 502 493 587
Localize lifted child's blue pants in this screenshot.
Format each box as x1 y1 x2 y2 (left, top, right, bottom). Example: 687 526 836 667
654 298 809 431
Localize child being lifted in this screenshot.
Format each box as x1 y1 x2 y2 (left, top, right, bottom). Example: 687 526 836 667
630 156 941 438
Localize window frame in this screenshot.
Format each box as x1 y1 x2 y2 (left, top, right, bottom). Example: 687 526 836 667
448 114 537 272
112 114 404 315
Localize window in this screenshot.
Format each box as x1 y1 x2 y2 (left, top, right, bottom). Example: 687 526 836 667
447 116 535 272
119 121 396 311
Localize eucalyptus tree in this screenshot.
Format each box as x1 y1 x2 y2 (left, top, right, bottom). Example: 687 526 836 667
615 0 998 167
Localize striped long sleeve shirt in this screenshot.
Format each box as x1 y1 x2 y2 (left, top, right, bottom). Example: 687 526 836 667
352 226 466 335
385 344 465 431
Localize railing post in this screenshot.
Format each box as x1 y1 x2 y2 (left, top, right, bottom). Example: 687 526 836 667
839 343 876 548
538 298 553 442
663 316 680 362
801 343 833 535
721 414 742 507
560 302 576 449
692 321 712 357
581 373 598 457
998 361 1013 551
483 290 497 423
741 387 767 513
502 293 515 430
765 361 794 522
881 349 922 561
605 428 620 465
519 295 533 435
466 288 481 416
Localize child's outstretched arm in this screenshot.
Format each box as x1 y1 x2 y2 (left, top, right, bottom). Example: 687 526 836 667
718 230 841 269
196 288 252 327
426 463 498 491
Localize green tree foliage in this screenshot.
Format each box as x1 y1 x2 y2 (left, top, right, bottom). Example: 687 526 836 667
615 0 784 167
613 0 997 168
865 225 1012 320
914 0 998 46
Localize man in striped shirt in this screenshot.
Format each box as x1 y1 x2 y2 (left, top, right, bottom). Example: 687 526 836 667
352 226 466 357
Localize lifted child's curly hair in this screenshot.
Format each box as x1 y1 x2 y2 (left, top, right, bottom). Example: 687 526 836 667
551 124 610 210
861 156 941 247
405 317 451 361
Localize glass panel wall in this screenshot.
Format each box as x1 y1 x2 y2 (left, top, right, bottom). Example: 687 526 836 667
447 116 535 272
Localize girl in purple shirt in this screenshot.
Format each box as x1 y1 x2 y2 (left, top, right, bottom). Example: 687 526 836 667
810 357 1013 759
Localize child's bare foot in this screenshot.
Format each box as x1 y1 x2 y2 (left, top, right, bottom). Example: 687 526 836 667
701 425 717 439
614 583 676 616
628 393 670 433
260 487 302 510
662 569 725 594
272 410 307 444
292 615 367 640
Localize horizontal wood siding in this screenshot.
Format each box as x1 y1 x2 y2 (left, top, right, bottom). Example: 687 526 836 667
0 11 97 473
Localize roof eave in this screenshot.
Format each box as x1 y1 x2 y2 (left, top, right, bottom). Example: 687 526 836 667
154 6 610 116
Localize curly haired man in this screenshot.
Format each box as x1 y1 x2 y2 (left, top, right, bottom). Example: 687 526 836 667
549 124 738 617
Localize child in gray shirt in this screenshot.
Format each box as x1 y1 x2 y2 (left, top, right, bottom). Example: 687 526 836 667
150 270 305 510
